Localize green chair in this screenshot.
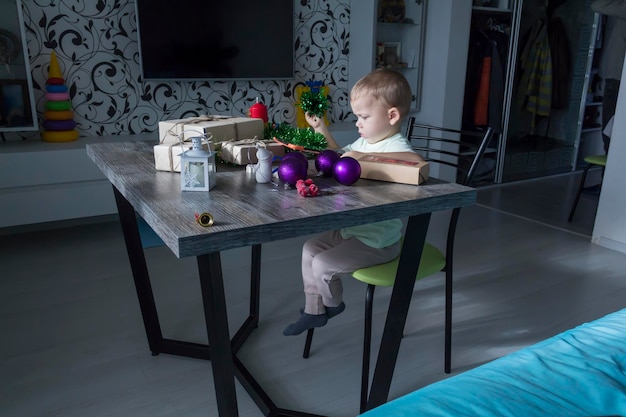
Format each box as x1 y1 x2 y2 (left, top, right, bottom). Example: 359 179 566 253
567 154 607 222
301 118 495 413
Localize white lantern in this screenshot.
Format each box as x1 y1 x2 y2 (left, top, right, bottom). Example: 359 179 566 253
180 136 216 191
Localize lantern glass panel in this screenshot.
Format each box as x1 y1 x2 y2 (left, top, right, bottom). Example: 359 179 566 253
181 155 210 191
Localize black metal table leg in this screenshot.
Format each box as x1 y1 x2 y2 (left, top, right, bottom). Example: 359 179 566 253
198 252 240 416
113 186 163 355
231 244 263 353
115 185 326 416
366 213 431 411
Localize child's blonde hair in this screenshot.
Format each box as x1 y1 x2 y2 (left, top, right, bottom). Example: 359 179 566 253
350 68 412 117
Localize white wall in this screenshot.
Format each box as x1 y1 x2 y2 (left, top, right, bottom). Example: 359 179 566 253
340 0 473 156
592 58 626 254
413 1 472 182
416 1 472 129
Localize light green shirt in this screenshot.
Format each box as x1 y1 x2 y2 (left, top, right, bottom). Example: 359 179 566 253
340 133 415 248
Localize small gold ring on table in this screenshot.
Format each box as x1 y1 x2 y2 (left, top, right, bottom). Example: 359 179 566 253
195 212 214 227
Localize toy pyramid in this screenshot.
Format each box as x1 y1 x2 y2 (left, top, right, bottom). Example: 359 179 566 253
42 51 79 142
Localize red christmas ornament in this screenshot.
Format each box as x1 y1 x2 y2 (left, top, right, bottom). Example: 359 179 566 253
296 178 319 197
249 97 268 123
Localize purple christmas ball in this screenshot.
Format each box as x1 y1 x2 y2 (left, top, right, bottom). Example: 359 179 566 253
282 151 308 169
278 158 308 186
333 157 361 186
315 150 341 177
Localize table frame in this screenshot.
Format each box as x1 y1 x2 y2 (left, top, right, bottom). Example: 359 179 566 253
88 141 474 417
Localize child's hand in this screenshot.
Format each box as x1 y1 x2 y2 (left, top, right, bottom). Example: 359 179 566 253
305 112 324 130
342 150 363 159
304 111 337 149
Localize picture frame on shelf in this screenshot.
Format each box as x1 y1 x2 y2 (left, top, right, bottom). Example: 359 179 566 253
383 42 401 67
0 0 38 132
376 42 385 67
0 79 33 129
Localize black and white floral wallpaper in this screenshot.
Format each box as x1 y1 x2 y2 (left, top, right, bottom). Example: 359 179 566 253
5 0 350 141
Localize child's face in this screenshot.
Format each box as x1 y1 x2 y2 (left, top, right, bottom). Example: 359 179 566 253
350 95 399 144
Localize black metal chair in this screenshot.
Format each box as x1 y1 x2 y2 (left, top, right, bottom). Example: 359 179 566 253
568 154 607 222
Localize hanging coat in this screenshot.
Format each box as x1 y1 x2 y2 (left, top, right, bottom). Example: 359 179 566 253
518 19 553 128
548 17 570 109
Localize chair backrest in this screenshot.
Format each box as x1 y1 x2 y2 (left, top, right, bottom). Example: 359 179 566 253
405 117 495 187
405 117 494 268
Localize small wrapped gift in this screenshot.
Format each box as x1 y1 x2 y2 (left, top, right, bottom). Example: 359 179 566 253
154 138 215 172
354 154 430 185
158 115 264 144
158 115 230 145
219 139 285 165
182 117 264 143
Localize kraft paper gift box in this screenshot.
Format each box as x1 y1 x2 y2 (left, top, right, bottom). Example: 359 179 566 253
182 117 264 143
354 154 430 185
154 140 215 172
158 115 230 144
219 139 285 165
158 115 264 144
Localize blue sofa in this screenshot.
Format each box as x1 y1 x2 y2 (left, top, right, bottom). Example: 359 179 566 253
361 309 626 417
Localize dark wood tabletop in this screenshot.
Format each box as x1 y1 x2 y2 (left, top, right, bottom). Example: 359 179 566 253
86 141 477 258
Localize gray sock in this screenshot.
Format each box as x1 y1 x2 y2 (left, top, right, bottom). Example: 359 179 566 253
299 302 346 319
325 302 345 319
283 313 328 336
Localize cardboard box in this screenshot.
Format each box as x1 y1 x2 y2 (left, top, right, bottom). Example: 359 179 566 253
158 115 228 144
355 155 429 185
182 117 264 143
219 139 285 165
158 115 264 145
154 140 215 172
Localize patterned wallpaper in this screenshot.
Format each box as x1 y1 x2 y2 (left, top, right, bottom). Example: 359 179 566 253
3 0 350 141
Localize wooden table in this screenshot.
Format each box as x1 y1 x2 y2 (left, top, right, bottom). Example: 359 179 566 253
86 141 476 416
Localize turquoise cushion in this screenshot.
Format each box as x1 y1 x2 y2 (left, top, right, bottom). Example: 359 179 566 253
361 309 626 417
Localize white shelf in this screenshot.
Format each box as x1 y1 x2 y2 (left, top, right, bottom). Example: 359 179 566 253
0 134 155 228
372 1 425 111
472 6 514 13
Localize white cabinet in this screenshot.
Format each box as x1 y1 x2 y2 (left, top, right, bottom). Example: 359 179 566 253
0 135 153 228
348 0 426 112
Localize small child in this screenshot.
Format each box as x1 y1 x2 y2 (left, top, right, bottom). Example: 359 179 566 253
283 68 425 336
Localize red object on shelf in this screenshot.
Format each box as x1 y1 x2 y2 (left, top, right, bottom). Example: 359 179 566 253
249 98 268 123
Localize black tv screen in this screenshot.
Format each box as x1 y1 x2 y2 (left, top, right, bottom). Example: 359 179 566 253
135 0 294 80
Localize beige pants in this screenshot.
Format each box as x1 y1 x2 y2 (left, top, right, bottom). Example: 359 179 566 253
301 230 401 315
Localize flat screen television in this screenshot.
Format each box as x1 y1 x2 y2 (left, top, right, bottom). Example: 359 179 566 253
135 0 294 81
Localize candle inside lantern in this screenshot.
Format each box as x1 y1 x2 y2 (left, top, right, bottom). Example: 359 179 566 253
189 161 205 188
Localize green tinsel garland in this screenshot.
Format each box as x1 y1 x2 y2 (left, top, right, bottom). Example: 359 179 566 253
265 123 327 151
298 90 329 118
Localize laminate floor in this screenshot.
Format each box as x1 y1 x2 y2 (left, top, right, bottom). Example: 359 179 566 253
2 170 625 417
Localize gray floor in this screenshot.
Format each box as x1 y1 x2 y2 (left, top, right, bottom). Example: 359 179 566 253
2 169 625 417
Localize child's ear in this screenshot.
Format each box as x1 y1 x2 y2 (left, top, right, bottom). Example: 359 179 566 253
388 107 401 125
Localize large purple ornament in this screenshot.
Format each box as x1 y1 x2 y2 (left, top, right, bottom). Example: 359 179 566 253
282 151 308 169
315 149 340 177
278 158 308 186
333 157 361 186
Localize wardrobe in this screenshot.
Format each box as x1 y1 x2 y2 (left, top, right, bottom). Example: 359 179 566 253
463 0 601 183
